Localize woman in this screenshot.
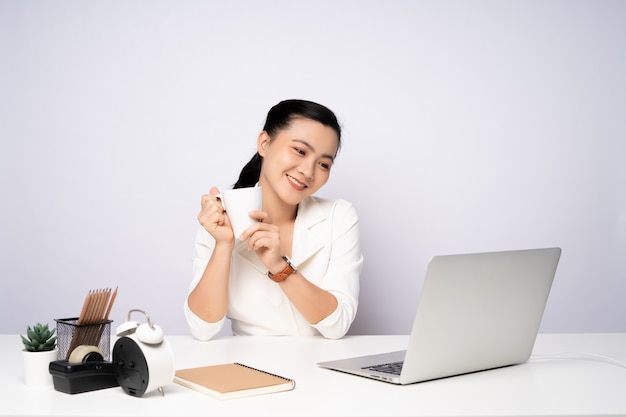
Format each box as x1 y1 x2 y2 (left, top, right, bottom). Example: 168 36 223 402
185 99 363 340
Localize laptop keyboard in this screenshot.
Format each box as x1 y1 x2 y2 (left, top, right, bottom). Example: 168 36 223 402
362 361 404 376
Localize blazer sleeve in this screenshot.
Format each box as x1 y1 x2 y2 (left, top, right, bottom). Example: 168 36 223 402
183 227 227 341
311 199 363 339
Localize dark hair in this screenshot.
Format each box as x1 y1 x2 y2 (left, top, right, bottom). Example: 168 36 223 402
233 99 342 189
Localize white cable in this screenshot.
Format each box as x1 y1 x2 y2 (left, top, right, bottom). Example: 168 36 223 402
531 351 626 369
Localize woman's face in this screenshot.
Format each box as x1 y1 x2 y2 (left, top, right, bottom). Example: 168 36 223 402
257 117 339 207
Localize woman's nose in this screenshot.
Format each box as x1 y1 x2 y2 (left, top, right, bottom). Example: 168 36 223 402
299 159 315 180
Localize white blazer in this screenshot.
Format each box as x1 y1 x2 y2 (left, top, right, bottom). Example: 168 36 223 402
184 196 363 340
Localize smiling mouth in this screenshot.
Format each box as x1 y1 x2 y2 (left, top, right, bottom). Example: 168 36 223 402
286 174 307 190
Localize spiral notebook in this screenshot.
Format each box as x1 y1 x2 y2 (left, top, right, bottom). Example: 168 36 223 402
174 363 295 400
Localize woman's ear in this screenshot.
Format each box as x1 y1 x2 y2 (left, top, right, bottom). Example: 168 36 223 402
257 131 271 157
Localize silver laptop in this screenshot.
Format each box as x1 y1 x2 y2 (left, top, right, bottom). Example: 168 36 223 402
318 247 561 384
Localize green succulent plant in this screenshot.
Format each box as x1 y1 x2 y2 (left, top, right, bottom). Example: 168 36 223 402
21 323 57 352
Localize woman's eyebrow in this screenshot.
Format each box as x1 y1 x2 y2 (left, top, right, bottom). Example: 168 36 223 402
293 139 335 161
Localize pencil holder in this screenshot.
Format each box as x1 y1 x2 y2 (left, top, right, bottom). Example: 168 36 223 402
55 318 113 361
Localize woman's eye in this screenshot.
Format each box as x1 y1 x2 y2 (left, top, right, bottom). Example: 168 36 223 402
320 162 331 170
294 148 305 156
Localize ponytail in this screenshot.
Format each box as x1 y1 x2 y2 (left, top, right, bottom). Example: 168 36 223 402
233 152 262 189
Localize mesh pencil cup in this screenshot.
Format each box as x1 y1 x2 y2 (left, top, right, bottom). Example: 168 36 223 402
55 318 112 361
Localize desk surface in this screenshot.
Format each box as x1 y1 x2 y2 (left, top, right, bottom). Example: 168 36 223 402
2 333 626 416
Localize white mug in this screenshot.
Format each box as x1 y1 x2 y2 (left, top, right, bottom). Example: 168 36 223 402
216 187 263 238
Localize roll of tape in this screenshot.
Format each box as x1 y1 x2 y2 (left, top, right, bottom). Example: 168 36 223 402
68 345 104 364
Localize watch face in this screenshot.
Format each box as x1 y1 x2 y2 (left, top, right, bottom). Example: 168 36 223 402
282 255 293 267
113 337 150 397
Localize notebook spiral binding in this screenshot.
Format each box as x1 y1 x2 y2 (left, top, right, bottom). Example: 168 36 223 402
233 363 296 386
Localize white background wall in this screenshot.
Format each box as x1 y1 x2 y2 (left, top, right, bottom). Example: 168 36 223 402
1 0 624 336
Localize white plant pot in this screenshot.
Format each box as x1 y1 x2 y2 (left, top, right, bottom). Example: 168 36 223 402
22 348 58 387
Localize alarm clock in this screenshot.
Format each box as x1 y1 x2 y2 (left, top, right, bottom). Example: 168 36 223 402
112 309 175 397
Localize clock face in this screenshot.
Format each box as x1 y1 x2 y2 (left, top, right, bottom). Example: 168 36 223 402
113 337 150 396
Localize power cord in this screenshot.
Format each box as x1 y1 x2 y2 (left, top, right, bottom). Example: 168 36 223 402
531 351 626 369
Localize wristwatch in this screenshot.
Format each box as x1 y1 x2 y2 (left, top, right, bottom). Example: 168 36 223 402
268 255 297 282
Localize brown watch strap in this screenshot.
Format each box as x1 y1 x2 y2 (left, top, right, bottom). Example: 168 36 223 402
268 256 296 282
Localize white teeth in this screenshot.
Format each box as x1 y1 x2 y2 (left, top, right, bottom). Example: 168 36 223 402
287 175 306 188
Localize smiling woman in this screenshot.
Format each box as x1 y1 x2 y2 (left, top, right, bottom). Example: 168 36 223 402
184 100 363 341
257 118 337 206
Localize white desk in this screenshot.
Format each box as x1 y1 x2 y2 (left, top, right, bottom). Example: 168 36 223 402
2 333 625 416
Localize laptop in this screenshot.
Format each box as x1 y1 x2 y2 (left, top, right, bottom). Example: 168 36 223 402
317 247 561 385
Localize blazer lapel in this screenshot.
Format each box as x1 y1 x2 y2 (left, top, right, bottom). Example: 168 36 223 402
233 196 327 272
292 197 326 266
233 241 266 274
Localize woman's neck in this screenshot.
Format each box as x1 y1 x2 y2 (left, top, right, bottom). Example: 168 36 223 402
260 185 298 226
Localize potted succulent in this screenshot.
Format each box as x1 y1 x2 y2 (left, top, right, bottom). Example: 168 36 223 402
21 323 58 386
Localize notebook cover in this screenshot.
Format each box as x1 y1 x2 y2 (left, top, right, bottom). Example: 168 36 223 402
174 362 295 400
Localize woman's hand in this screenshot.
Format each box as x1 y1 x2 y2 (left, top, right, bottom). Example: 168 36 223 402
240 210 285 274
198 187 235 244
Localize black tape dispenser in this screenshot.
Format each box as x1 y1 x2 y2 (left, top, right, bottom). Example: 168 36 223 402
49 344 119 394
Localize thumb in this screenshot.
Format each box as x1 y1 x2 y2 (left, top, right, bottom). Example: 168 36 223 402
210 186 221 197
